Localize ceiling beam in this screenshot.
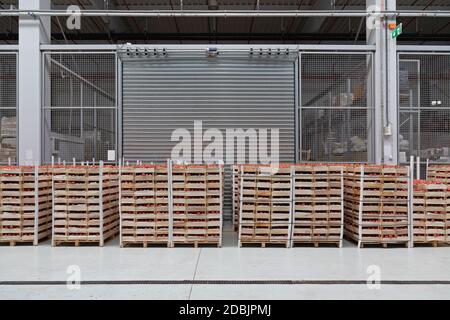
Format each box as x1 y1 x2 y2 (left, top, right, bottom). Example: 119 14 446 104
35 32 450 42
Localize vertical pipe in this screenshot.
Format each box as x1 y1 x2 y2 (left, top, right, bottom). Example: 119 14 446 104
219 162 223 248
33 163 39 245
118 158 122 247
339 167 344 248
416 156 420 180
51 168 55 246
410 155 415 180
358 165 364 248
99 160 104 246
289 164 295 248
167 158 173 247
238 165 244 248
408 165 413 248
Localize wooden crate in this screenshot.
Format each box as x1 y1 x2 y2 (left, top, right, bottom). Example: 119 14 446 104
428 165 450 184
238 164 292 247
52 165 119 246
0 166 52 245
119 165 170 247
292 165 344 247
344 165 411 247
413 180 450 246
171 164 224 247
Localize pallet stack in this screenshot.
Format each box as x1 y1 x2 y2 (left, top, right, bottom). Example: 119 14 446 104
238 165 292 247
413 180 450 246
428 165 450 184
344 165 411 247
119 165 170 247
52 165 120 246
171 164 224 247
292 165 344 247
0 166 52 245
232 165 241 231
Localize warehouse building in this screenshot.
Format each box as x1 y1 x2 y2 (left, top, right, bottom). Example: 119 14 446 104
0 0 450 300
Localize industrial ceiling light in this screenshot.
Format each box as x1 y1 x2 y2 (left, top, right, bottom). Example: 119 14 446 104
208 0 219 10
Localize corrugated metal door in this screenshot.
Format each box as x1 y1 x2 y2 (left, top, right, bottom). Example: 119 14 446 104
122 56 296 219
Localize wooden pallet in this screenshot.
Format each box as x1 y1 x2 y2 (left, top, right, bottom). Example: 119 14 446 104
120 241 171 248
413 180 450 246
52 165 120 246
170 164 224 247
343 165 411 247
0 166 52 245
239 240 290 248
291 240 341 248
120 165 170 246
170 241 221 248
292 164 344 246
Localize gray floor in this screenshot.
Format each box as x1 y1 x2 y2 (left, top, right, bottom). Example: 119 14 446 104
1 228 450 300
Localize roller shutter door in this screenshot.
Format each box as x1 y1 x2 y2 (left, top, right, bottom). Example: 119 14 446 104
122 56 296 219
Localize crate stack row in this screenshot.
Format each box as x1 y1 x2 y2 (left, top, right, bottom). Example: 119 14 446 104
118 163 224 247
344 165 411 248
238 165 292 247
119 165 170 247
171 164 224 247
292 165 344 247
52 165 120 246
413 180 450 245
0 166 52 245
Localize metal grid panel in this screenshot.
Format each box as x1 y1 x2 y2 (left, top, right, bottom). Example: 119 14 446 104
300 52 374 162
0 53 17 164
399 54 450 164
42 52 117 164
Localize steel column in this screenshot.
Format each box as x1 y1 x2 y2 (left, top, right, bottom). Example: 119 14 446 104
18 0 50 165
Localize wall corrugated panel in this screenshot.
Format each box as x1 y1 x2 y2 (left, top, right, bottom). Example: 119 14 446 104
122 57 295 219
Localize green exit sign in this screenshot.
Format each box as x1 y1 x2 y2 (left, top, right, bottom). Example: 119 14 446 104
391 23 403 39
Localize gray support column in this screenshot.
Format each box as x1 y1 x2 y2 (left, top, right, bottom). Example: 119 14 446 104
366 0 398 164
18 0 51 165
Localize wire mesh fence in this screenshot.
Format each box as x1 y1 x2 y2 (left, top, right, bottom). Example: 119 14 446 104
42 52 117 164
299 52 374 162
399 54 450 164
0 53 17 164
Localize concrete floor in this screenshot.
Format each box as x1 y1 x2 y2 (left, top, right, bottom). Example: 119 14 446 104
1 229 450 300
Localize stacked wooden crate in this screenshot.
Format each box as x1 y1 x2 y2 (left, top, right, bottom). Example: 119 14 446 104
171 164 224 247
0 116 16 163
119 165 170 247
344 165 411 247
232 165 241 231
413 180 450 246
52 165 120 246
428 165 450 184
0 166 52 245
238 165 292 247
292 165 344 247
